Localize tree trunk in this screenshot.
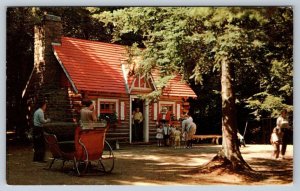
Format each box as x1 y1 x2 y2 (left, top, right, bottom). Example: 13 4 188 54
217 57 252 171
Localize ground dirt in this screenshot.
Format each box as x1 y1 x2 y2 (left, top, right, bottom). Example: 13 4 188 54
6 142 293 185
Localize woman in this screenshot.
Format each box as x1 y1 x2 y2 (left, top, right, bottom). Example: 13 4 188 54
80 100 97 129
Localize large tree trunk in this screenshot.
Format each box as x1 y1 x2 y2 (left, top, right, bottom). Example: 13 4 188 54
199 57 253 173
218 57 252 171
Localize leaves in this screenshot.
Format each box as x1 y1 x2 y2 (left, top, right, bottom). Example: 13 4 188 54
246 92 292 117
96 7 292 116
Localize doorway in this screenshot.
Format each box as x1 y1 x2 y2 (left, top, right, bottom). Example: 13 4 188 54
131 98 144 142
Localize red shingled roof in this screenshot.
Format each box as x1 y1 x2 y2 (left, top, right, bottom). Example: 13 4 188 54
53 37 127 94
151 71 197 97
53 37 196 97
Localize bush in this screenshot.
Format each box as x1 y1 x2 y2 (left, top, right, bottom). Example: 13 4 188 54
99 112 118 124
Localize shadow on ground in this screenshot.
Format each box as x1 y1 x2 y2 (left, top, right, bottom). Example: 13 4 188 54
6 142 293 185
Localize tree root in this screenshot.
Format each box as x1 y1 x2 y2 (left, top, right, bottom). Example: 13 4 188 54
189 154 265 181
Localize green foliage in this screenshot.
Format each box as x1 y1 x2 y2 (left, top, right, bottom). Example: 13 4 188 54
7 7 292 133
246 92 293 117
140 75 175 101
97 6 292 118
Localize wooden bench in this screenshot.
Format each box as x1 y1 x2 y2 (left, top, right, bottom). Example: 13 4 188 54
192 134 222 144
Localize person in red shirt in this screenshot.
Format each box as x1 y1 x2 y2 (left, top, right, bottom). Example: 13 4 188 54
158 107 171 146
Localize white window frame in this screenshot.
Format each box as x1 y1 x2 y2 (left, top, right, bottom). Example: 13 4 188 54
97 98 119 118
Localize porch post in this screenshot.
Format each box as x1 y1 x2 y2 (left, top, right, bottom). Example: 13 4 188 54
144 99 149 142
129 95 133 143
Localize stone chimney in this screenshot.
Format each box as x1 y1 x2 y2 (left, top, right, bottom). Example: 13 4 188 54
26 14 75 123
34 14 62 88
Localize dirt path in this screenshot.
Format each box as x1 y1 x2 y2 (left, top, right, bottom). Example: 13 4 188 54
6 143 293 185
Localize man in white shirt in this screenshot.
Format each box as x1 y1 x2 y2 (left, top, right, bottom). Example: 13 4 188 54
182 113 193 133
132 107 143 142
276 109 290 159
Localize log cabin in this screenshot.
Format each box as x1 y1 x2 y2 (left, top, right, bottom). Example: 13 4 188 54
22 14 196 143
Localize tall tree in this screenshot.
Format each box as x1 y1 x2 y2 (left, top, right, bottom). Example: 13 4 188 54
7 8 36 138
245 7 293 118
97 7 292 172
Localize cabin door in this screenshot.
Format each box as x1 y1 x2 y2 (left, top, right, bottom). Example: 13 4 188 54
130 95 149 143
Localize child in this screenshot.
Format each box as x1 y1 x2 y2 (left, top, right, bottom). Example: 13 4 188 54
163 124 171 146
156 124 164 147
270 127 281 159
169 125 176 147
174 127 181 149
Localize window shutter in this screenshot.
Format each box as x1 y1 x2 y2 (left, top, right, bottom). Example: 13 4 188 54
121 101 125 120
153 102 158 120
177 103 181 120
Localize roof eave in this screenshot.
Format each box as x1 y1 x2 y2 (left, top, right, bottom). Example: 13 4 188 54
53 48 79 94
21 67 35 98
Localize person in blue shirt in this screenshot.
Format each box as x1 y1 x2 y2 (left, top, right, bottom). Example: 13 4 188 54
32 100 51 162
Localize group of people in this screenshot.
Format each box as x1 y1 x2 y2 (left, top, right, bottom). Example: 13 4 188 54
270 109 291 160
155 110 197 149
32 98 291 162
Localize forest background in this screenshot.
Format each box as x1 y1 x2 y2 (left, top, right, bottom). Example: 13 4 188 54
6 7 293 145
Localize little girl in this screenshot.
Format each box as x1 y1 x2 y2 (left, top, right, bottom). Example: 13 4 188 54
270 127 281 159
156 124 164 147
174 127 181 149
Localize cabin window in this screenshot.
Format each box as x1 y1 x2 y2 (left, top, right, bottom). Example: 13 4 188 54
158 101 176 116
100 102 116 114
97 98 119 119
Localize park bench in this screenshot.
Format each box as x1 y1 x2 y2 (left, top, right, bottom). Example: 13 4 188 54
192 134 222 144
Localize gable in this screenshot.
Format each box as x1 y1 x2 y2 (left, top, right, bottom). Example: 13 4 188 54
129 73 154 93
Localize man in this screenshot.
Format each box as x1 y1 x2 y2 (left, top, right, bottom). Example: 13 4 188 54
33 100 51 162
182 112 193 133
181 112 194 148
80 100 97 129
133 108 143 142
276 109 291 159
158 107 171 124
